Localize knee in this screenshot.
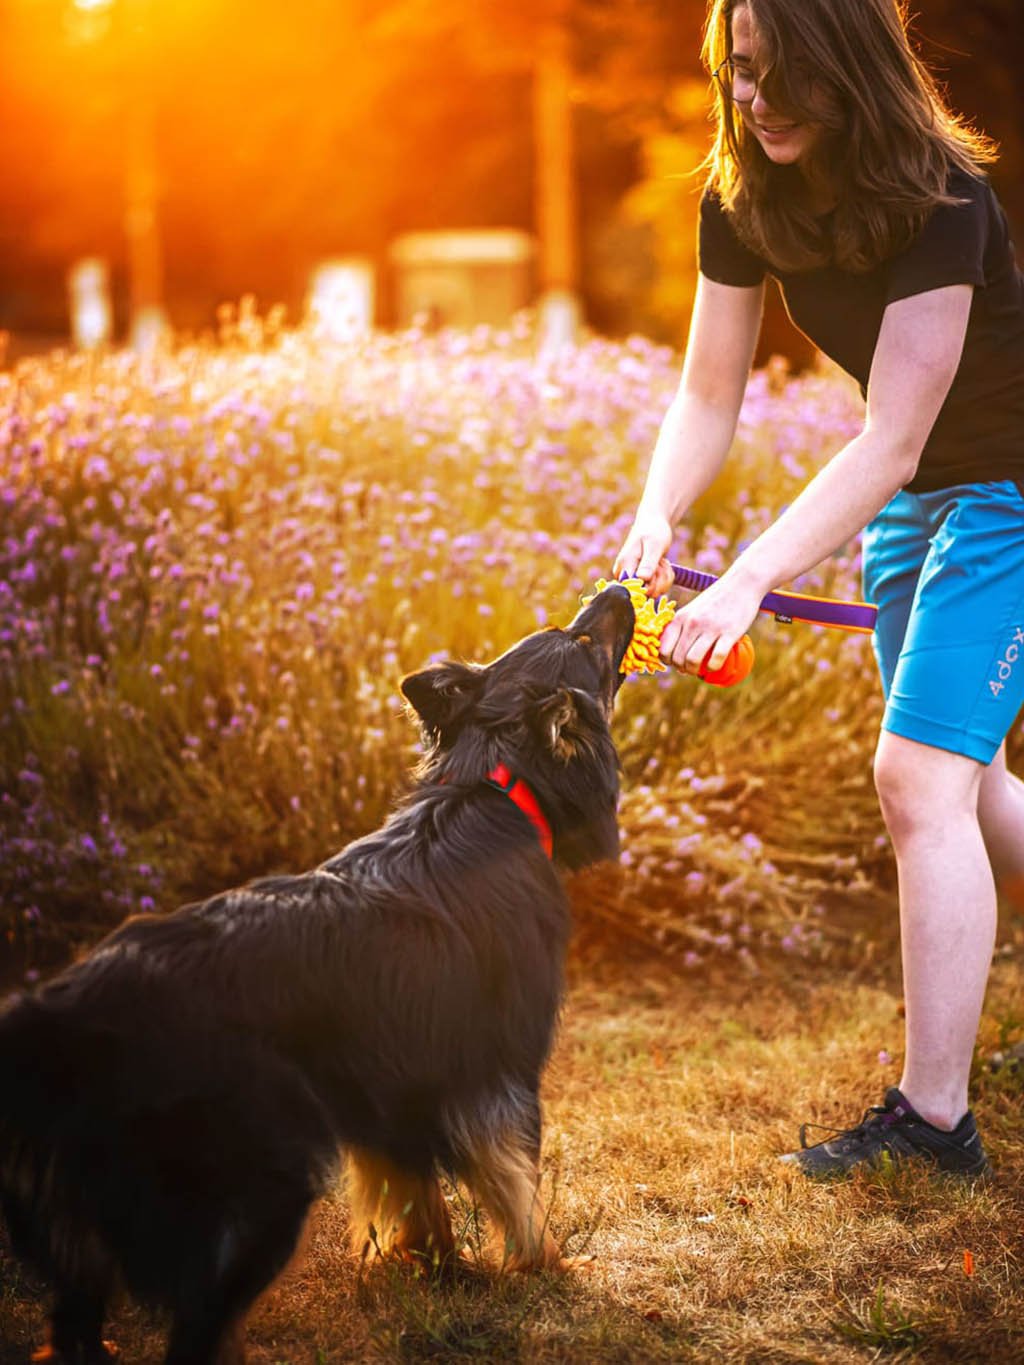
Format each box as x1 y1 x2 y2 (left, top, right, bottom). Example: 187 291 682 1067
873 744 921 842
873 740 956 844
873 734 980 844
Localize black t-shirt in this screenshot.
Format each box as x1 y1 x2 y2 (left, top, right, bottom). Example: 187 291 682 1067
698 167 1024 493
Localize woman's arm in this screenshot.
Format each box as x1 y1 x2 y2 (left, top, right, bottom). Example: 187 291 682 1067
614 274 764 588
661 282 975 674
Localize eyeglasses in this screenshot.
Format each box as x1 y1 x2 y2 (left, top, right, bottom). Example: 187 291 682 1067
711 57 760 103
711 57 820 106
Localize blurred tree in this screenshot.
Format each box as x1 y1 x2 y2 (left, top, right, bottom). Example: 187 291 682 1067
0 0 1018 346
0 0 537 333
912 0 1024 231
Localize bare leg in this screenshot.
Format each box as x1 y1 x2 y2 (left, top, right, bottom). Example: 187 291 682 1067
977 741 1024 903
346 1149 454 1268
874 732 995 1130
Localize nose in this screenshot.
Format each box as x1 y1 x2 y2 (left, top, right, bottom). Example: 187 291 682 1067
750 85 772 118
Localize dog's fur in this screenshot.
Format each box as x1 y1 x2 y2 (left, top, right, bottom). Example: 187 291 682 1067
0 585 635 1364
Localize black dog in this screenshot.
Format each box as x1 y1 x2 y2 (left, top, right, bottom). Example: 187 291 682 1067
0 584 635 1364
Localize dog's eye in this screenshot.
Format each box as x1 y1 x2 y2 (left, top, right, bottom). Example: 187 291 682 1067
567 685 602 714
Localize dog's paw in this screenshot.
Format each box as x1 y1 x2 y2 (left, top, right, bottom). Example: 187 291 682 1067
504 1249 596 1275
554 1252 597 1273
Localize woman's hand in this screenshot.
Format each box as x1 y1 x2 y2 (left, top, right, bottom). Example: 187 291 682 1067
613 513 676 597
658 570 763 676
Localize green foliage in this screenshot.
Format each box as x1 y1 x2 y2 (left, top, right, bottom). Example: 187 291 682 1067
832 1282 926 1353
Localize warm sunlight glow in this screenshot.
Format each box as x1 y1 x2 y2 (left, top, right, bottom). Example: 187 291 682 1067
72 0 114 12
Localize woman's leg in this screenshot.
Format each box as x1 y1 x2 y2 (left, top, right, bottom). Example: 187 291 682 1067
786 483 1023 1176
978 741 1024 901
873 730 994 1131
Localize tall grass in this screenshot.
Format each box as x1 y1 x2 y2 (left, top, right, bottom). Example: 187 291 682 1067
2 306 1020 975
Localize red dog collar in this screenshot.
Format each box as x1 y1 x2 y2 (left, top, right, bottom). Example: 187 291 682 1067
485 763 553 859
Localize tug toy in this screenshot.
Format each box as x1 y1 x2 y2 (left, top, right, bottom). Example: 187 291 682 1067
583 565 877 689
583 577 755 687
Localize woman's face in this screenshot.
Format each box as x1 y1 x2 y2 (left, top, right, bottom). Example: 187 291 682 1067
729 5 826 169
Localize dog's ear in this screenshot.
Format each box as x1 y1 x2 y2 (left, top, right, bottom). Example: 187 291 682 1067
401 661 485 741
530 687 592 764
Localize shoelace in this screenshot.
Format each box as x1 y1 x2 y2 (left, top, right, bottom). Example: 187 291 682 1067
798 1104 900 1150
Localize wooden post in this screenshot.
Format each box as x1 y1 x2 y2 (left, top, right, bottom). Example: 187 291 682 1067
120 0 167 349
533 6 581 344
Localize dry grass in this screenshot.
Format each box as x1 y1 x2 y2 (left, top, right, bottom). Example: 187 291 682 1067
2 920 1022 1364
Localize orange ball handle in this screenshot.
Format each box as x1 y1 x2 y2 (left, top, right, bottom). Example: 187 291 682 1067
697 634 755 687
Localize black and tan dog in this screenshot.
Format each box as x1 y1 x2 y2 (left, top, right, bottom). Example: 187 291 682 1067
0 584 635 1364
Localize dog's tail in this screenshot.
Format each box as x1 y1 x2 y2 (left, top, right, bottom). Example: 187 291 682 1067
0 981 342 1309
0 989 117 1286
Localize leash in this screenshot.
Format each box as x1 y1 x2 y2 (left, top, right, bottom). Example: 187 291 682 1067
669 563 877 635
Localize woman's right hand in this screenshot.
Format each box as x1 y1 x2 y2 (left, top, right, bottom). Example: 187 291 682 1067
612 513 675 597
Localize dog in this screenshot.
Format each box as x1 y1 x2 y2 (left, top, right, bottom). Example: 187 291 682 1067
0 583 635 1364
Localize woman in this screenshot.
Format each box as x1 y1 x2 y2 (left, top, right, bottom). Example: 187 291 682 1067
615 0 1024 1178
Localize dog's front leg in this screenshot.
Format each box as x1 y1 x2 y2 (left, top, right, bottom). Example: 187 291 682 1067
459 1130 579 1273
346 1149 455 1271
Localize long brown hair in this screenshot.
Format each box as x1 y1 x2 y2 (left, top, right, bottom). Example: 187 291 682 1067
702 0 997 273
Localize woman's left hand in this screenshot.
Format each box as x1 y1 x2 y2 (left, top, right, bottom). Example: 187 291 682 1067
659 572 763 676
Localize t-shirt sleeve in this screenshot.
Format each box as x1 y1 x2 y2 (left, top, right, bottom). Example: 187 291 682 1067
698 187 766 287
885 170 989 304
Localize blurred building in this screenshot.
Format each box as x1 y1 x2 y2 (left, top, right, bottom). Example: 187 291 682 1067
388 230 535 328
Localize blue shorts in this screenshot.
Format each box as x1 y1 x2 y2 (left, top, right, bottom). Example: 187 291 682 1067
862 479 1024 765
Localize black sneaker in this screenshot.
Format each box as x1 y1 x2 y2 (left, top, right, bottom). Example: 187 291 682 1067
780 1087 990 1179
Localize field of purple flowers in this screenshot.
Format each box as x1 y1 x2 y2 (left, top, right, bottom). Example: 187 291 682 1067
5 305 1015 981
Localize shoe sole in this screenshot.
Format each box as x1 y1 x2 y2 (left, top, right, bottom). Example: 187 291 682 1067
779 1151 992 1181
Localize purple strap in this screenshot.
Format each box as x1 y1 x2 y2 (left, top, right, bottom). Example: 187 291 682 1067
669 563 877 634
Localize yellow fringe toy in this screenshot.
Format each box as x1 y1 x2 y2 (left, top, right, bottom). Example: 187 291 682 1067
582 577 677 676
582 577 756 685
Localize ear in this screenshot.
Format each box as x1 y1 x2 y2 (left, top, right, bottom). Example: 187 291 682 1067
401 660 484 741
531 687 589 764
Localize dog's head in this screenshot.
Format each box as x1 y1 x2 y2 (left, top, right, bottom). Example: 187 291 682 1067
401 584 635 869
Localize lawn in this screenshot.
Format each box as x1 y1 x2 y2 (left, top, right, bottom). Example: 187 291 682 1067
3 938 1022 1362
